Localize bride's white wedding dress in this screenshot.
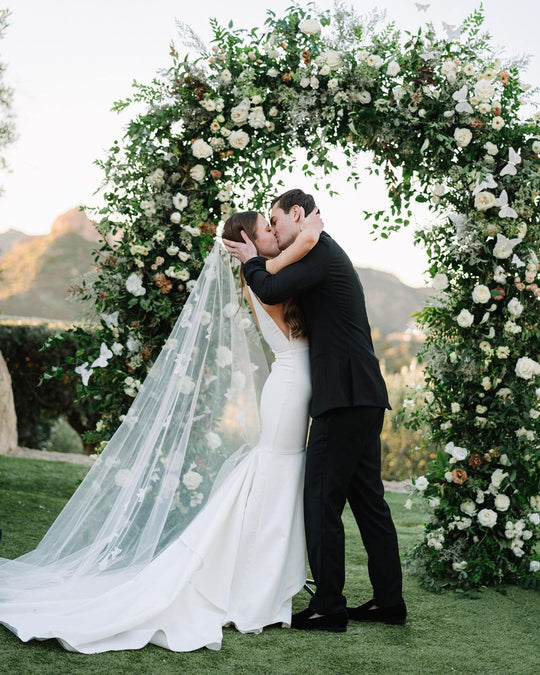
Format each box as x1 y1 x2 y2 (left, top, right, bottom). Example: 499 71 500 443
0 287 311 653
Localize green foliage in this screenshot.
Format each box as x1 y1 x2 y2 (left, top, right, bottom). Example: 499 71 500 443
0 319 97 448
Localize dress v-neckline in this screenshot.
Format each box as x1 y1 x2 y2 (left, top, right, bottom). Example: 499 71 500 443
248 286 291 343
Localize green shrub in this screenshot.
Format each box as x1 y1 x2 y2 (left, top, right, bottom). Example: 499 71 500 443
0 318 97 449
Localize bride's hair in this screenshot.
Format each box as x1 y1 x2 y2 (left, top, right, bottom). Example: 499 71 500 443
223 211 306 338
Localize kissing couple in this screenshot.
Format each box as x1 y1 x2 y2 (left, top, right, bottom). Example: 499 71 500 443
0 188 405 653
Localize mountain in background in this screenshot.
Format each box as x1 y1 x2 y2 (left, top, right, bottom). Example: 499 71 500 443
0 207 101 320
0 228 38 256
0 209 431 340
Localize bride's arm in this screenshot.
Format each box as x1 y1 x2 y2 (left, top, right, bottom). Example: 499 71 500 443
265 208 324 274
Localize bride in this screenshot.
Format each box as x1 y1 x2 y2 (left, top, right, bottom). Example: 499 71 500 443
0 208 323 653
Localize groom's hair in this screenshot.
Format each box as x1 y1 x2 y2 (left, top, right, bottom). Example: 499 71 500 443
271 188 316 215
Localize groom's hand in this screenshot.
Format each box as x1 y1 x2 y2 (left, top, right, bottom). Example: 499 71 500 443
223 230 258 263
298 206 324 235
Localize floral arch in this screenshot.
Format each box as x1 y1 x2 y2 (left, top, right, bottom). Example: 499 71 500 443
47 5 540 591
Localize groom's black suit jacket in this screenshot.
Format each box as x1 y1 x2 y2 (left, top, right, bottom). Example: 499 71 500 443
242 231 390 418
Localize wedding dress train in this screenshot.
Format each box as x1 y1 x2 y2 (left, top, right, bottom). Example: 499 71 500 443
0 286 311 653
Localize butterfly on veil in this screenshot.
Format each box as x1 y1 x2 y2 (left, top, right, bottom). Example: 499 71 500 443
452 85 473 114
443 22 464 39
499 147 521 177
75 362 94 386
90 342 114 368
496 190 518 218
415 2 430 11
472 173 497 196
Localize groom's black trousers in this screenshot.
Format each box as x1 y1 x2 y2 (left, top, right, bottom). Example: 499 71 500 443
304 405 403 614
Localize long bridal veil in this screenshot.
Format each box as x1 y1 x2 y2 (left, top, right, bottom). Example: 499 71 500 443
0 240 269 601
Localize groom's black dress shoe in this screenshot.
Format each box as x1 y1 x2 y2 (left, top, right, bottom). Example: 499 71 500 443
347 599 407 625
291 608 348 632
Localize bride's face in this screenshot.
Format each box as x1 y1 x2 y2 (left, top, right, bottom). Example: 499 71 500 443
254 213 280 258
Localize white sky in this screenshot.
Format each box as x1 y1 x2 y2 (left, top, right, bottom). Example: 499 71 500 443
0 0 538 286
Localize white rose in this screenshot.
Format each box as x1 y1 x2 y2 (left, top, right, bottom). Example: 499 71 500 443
269 106 278 117
170 212 182 224
216 345 233 368
206 431 222 450
166 245 179 256
507 297 523 317
532 140 540 155
111 342 123 356
472 284 491 303
528 513 540 525
456 309 474 327
481 377 491 390
460 500 477 516
454 127 473 147
432 273 449 291
474 191 496 212
328 78 339 90
530 561 540 573
190 164 206 182
317 50 342 70
182 470 203 490
478 508 498 527
474 78 495 101
484 141 498 155
452 561 468 572
387 60 400 76
299 18 321 35
231 102 249 125
494 494 510 511
355 90 371 105
267 67 279 77
415 476 429 491
229 129 250 149
492 116 505 130
319 64 331 76
515 357 540 380
191 139 213 159
300 77 310 88
451 402 461 413
444 471 454 482
310 76 319 89
125 273 146 297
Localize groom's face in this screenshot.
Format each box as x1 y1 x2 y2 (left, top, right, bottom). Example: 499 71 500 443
269 204 301 250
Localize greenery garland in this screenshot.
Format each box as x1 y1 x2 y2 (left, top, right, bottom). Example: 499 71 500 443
43 3 539 591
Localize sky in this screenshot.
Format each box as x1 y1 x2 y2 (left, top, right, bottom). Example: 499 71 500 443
0 0 538 287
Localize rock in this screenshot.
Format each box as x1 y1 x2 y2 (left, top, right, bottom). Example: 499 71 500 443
0 350 18 453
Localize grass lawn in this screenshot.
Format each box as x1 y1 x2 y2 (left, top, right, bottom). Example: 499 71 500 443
0 455 538 674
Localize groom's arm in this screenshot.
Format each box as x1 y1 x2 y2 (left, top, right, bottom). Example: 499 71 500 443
242 238 330 305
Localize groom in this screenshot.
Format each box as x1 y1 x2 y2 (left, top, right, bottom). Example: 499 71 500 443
224 188 405 632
